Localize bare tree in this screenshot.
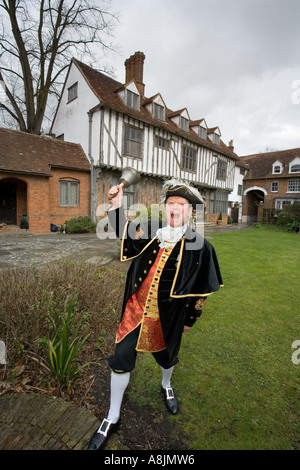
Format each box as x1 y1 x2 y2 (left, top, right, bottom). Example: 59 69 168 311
0 0 118 134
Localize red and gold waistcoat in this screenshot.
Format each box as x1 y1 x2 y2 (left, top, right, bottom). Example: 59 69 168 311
116 247 174 352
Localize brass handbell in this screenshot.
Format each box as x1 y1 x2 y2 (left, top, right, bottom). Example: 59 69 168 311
108 167 140 200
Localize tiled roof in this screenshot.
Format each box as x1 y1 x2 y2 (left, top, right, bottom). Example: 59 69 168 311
0 127 90 176
72 58 238 160
240 148 300 179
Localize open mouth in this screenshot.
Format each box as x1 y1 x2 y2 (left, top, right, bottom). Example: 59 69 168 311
170 212 181 222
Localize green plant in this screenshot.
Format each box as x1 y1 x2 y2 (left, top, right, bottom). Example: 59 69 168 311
48 297 91 389
277 211 295 226
63 216 96 233
286 219 299 232
218 211 222 220
276 209 299 232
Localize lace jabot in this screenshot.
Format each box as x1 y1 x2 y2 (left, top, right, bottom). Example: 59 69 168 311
156 224 187 249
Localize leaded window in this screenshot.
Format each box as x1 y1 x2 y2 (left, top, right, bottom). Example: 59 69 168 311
59 180 79 206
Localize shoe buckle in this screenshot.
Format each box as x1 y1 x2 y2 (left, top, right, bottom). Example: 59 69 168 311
99 418 112 437
166 387 174 400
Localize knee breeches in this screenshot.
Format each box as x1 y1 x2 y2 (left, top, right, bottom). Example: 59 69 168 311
108 325 178 373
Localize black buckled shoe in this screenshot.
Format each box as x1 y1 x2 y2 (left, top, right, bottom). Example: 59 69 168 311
87 418 119 450
161 386 178 415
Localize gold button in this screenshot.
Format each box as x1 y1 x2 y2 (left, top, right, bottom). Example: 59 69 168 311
149 260 152 264
144 270 147 274
153 250 157 254
134 283 137 288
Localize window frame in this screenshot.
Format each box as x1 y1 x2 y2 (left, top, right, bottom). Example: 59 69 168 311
153 103 165 121
67 82 78 103
216 159 227 180
180 116 189 133
198 126 207 140
290 164 300 173
287 179 300 192
155 136 169 150
123 124 143 158
214 133 220 146
59 179 79 207
271 181 278 192
182 145 196 172
126 89 140 110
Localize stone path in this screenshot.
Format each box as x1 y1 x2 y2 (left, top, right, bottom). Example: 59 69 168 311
0 231 120 271
0 392 100 450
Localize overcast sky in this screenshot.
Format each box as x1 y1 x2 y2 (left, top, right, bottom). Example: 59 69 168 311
108 0 300 156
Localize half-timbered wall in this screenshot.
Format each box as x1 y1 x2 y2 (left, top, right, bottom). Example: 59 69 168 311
96 107 234 193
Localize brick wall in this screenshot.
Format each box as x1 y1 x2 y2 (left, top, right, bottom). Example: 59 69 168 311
0 169 90 233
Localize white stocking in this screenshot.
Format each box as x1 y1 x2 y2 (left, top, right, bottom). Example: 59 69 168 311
104 371 130 424
161 366 174 389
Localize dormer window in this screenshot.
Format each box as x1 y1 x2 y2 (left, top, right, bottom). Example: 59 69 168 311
126 89 140 110
199 126 207 140
272 160 283 174
208 127 221 146
290 164 300 173
153 103 165 121
180 116 189 132
214 133 220 146
289 157 300 173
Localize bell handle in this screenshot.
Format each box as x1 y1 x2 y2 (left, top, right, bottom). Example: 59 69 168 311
108 182 125 200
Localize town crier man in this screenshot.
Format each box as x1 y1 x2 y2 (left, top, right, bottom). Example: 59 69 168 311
88 179 223 450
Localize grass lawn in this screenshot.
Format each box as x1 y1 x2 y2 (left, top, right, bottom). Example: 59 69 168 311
128 227 300 450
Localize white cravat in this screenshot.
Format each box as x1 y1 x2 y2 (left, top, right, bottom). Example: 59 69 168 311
156 224 187 249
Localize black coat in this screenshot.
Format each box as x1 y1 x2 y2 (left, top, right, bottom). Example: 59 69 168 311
108 207 223 362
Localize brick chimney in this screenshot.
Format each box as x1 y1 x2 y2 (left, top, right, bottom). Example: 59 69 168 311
125 51 145 96
228 139 234 152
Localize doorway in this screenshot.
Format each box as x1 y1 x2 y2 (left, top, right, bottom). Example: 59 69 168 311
0 182 17 224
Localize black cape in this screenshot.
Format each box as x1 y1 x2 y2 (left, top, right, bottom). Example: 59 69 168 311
108 207 223 362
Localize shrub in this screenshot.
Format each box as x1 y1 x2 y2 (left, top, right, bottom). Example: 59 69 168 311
277 211 295 226
276 205 300 232
63 216 96 233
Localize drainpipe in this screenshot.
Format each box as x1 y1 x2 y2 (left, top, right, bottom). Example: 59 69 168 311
88 110 102 223
88 111 96 222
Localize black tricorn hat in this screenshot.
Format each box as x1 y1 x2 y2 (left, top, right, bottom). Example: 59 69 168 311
162 179 205 209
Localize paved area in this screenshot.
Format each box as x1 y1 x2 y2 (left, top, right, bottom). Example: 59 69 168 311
0 222 252 450
0 230 120 271
0 222 251 272
0 392 100 450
